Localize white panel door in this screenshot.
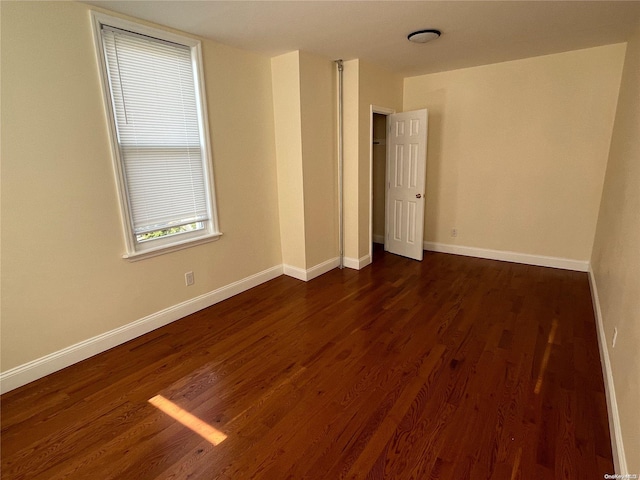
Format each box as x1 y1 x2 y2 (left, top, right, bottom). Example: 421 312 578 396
385 109 428 261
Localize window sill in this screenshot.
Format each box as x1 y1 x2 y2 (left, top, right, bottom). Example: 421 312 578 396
122 232 223 262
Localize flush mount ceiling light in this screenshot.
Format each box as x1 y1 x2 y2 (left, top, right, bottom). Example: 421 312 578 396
407 29 441 44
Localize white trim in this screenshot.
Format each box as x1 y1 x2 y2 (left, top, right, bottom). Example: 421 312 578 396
282 264 307 281
423 241 589 272
123 232 222 261
369 105 396 263
91 11 201 47
372 234 384 244
343 254 372 270
371 105 396 115
306 257 341 281
343 257 359 269
0 265 283 394
588 266 627 474
283 257 341 282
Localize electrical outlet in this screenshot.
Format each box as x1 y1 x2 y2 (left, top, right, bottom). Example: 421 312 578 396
612 327 618 348
451 228 458 238
185 271 194 286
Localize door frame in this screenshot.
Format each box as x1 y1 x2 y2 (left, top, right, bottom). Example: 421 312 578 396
368 105 396 262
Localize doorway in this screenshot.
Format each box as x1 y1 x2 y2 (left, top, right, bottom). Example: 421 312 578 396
371 112 388 257
369 105 395 261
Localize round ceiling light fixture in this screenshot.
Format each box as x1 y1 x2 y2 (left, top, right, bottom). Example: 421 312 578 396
407 29 441 44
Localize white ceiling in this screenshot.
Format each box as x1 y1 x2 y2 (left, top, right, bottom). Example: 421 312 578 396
84 1 640 76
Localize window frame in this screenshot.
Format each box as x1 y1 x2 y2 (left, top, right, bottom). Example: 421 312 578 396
91 11 221 261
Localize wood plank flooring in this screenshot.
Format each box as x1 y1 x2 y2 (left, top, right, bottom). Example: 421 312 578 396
1 249 613 479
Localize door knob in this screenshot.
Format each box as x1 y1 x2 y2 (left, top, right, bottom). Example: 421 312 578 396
416 193 422 199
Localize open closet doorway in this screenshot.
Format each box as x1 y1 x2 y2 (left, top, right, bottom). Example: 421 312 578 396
370 106 395 260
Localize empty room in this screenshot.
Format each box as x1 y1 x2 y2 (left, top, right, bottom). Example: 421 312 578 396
1 1 639 478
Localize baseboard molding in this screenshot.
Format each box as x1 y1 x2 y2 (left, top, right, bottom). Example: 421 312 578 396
423 241 589 272
0 265 284 394
282 264 307 281
372 234 384 244
343 254 372 270
588 266 627 474
307 257 340 280
283 257 340 282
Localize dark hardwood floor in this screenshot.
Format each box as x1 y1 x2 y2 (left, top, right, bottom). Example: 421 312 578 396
1 248 613 479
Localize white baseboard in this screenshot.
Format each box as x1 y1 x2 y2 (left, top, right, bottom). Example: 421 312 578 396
423 241 589 272
372 234 384 244
283 257 340 282
588 266 627 474
307 257 340 280
282 264 307 281
0 265 284 394
343 254 372 270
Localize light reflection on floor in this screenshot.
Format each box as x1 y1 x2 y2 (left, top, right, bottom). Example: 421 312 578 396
534 318 559 395
148 394 227 445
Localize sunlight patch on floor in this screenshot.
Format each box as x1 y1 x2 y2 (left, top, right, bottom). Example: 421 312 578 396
534 318 559 395
149 395 227 445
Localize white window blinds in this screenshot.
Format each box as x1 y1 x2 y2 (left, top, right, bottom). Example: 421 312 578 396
100 26 209 235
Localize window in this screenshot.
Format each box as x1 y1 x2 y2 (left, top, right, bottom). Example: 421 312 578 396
91 13 221 260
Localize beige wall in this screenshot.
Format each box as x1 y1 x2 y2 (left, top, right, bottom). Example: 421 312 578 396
591 21 640 473
271 51 306 269
272 50 338 270
299 51 339 268
1 2 282 371
403 45 625 260
342 60 403 260
342 59 361 261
